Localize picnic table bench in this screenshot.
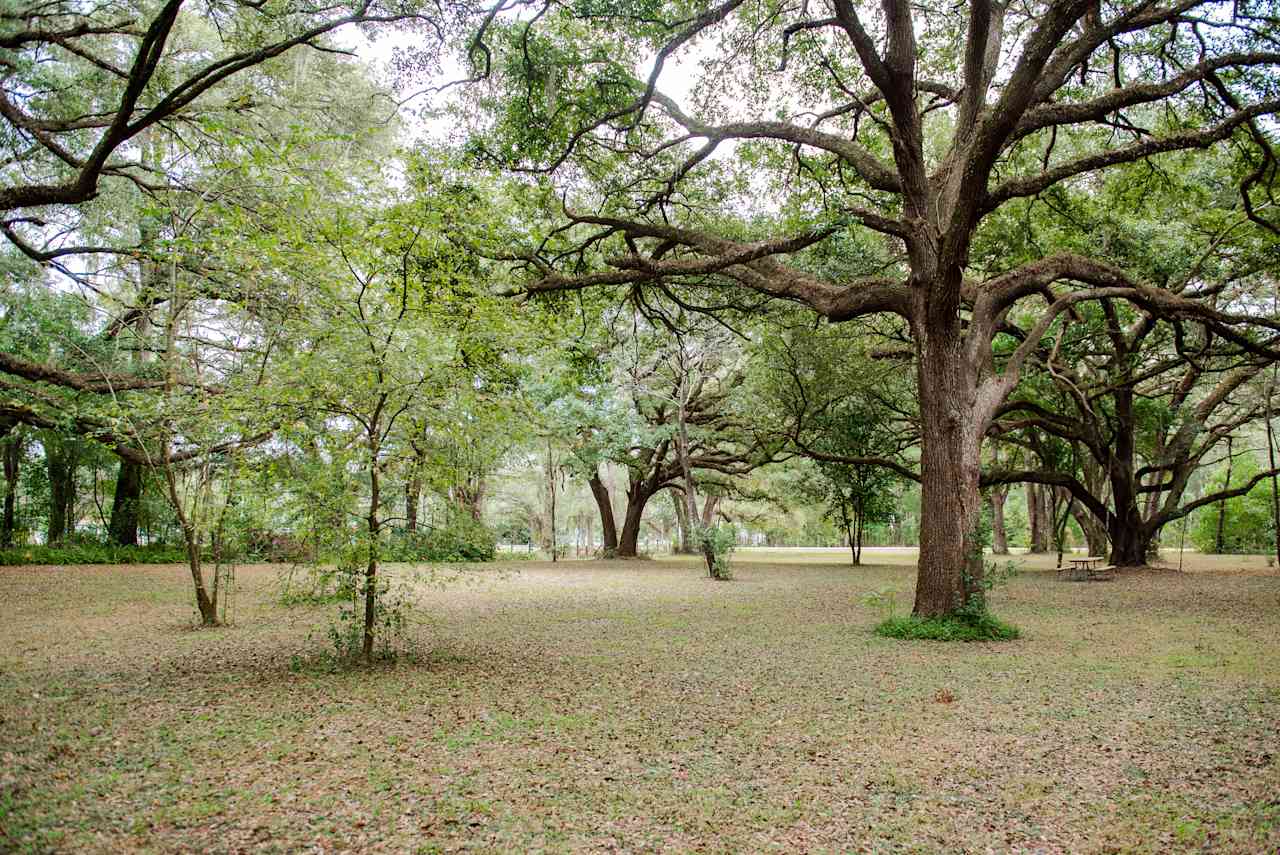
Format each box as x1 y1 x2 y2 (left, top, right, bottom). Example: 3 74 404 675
1060 555 1115 581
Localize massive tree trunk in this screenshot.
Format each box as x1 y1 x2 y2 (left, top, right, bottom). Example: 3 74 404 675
913 321 985 617
2 433 19 547
107 457 144 546
617 496 645 557
1105 386 1153 566
1108 520 1153 567
700 494 720 526
588 470 618 556
617 481 659 558
1071 504 1109 557
988 487 1009 555
1107 469 1150 566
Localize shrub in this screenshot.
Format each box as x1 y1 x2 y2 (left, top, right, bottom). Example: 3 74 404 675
695 523 736 580
244 529 315 563
860 586 900 620
383 516 497 563
874 612 1020 642
0 542 191 566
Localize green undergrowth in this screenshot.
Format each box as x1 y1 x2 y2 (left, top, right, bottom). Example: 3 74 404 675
875 610 1021 642
0 542 192 566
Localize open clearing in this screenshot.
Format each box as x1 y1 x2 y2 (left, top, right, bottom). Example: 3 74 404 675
1 550 1278 853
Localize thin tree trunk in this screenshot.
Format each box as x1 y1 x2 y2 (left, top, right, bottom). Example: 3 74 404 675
1268 377 1280 570
989 487 1009 555
671 490 693 554
1215 435 1233 554
162 461 219 626
405 475 420 532
838 499 858 565
1026 484 1047 553
546 440 557 562
1052 490 1075 569
855 503 865 565
363 429 382 661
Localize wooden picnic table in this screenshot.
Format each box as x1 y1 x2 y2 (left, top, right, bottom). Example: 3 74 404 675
1064 555 1113 581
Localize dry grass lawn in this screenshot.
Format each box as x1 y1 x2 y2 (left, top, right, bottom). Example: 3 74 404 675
1 548 1278 853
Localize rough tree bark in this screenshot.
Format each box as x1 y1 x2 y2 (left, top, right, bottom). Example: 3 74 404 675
675 363 700 555
107 457 144 546
587 469 618 556
1071 504 1108 557
405 476 420 532
1 431 18 547
672 489 693 554
363 430 381 660
1268 376 1280 569
1026 484 1048 553
988 486 1009 555
617 479 657 558
1215 436 1234 554
913 319 985 614
45 438 77 545
700 494 720 527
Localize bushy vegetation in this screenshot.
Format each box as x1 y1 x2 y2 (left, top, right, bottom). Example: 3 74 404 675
0 542 191 566
383 517 498 563
694 523 736 580
1191 456 1277 555
874 611 1021 642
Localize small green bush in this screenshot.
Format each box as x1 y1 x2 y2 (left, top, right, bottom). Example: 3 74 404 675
383 516 497 563
875 611 1020 642
695 523 736 580
0 542 192 566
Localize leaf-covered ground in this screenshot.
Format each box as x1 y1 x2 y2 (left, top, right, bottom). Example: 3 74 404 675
1 549 1277 853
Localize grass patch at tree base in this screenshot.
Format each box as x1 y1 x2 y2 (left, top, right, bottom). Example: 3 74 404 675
875 611 1020 641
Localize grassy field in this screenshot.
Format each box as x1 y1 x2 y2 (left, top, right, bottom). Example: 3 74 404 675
1 549 1277 853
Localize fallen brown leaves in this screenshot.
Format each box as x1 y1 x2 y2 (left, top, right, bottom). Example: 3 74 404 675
0 552 1276 853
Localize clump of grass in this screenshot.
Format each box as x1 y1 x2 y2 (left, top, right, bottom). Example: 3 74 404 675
875 611 1020 642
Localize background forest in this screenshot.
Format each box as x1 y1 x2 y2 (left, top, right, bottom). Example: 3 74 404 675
5 0 1280 633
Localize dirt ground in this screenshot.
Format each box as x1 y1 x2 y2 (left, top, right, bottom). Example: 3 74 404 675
1 549 1277 853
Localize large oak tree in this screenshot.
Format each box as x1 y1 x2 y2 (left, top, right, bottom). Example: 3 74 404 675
472 0 1280 615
